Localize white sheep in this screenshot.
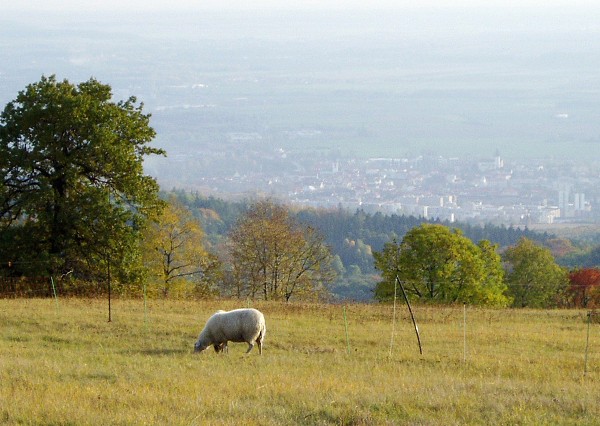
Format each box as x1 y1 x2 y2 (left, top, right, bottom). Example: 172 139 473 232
194 308 266 355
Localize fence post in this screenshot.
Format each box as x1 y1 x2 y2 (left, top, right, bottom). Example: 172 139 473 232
396 275 423 355
143 282 148 327
343 305 350 354
389 277 398 357
584 310 592 377
463 303 467 363
50 276 59 313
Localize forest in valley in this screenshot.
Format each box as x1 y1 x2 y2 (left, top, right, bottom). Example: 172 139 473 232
167 190 600 302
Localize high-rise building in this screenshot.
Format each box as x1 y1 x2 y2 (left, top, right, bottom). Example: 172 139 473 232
574 193 585 211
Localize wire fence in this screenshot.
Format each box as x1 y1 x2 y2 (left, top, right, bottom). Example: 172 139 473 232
1 283 597 377
0 276 108 298
0 276 60 298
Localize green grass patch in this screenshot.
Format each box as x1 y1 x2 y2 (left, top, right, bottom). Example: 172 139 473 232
0 299 598 425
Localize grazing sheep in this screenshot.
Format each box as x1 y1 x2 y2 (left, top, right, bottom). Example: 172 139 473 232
194 308 266 355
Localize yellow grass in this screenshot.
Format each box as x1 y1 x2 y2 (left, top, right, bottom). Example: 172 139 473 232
0 298 598 425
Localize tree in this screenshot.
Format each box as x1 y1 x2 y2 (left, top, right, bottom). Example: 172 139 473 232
476 239 511 306
142 198 221 298
331 264 377 302
566 268 600 308
503 238 568 308
0 75 164 283
227 200 336 301
374 224 509 306
546 238 578 258
586 245 600 267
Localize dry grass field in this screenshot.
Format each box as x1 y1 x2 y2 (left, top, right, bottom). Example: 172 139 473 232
0 298 598 425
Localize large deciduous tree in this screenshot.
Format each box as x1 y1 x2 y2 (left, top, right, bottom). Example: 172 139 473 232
503 238 568 308
142 198 221 298
0 75 165 282
374 223 510 307
227 200 336 301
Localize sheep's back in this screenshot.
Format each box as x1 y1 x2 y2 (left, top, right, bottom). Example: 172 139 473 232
212 309 264 342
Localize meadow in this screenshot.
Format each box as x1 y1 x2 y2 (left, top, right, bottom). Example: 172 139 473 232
0 298 598 425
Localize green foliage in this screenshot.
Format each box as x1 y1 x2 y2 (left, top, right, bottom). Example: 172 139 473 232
331 265 377 301
374 224 510 307
503 238 569 308
586 245 600 267
168 193 556 301
0 75 165 284
556 243 600 269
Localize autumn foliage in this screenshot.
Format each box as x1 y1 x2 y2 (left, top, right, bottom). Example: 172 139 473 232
567 268 600 308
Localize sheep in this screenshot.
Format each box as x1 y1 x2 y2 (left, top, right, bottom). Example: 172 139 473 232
194 308 266 355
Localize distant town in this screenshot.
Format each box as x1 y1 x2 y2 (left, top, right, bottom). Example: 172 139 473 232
147 139 599 226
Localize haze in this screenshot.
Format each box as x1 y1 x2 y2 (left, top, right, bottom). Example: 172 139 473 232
3 1 600 161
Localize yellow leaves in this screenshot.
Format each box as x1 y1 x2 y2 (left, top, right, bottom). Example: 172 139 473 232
197 208 221 222
228 200 335 301
142 198 211 297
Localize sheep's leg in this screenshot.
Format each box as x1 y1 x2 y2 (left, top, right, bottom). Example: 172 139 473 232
257 340 262 355
214 342 228 353
245 342 254 354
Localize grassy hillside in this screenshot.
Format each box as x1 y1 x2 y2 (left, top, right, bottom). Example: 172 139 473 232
1 298 598 425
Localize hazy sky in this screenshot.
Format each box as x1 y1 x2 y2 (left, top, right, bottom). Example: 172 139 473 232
6 0 600 12
4 0 600 162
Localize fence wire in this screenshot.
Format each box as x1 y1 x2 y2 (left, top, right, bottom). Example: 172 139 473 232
0 276 59 298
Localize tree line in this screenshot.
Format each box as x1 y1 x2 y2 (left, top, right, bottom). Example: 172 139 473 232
158 191 600 308
2 76 600 307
